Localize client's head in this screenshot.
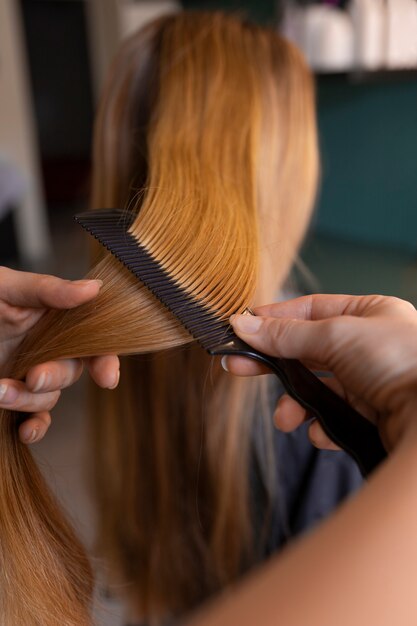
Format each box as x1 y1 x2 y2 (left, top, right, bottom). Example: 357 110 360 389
87 11 319 623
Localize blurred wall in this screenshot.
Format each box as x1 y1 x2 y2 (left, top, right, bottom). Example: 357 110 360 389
0 0 51 263
8 0 417 256
315 75 417 253
20 0 94 205
183 0 277 23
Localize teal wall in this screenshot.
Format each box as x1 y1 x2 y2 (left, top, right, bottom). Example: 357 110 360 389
182 0 276 24
315 76 417 253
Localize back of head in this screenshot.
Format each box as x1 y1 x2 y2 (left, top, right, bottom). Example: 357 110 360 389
89 11 319 623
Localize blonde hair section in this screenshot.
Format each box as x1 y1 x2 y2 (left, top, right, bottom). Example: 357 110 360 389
0 12 318 626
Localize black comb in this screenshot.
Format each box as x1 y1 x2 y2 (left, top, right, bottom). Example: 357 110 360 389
75 209 387 477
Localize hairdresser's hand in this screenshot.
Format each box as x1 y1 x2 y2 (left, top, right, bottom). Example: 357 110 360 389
225 294 417 452
0 267 120 444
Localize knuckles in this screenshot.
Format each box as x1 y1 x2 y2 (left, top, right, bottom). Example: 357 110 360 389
0 301 30 327
365 294 415 316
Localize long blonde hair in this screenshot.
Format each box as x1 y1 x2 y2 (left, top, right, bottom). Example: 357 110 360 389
0 12 318 625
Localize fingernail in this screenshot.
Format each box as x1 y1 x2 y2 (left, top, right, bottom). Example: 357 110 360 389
221 356 229 372
0 384 19 404
0 384 7 401
231 314 263 334
29 429 40 443
108 369 120 390
21 428 39 444
72 279 103 288
32 371 49 393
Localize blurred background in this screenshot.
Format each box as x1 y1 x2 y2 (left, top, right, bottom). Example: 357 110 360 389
1 1 417 623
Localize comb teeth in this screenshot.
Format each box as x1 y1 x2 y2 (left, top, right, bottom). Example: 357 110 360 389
74 209 235 351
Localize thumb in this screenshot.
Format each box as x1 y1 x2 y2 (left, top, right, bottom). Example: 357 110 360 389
0 268 103 309
230 313 333 365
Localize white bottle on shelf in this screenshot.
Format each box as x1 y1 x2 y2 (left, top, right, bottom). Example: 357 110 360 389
349 0 386 70
287 6 354 72
385 0 417 69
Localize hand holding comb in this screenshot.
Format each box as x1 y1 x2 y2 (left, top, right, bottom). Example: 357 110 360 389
75 209 387 477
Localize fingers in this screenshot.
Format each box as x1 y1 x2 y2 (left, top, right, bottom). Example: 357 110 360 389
273 394 307 432
252 294 357 321
25 359 84 393
222 341 345 451
273 374 349 451
230 313 333 363
275 376 343 430
1 360 81 447
222 353 329 377
252 293 407 323
224 355 343 453
86 355 120 389
25 356 120 395
222 354 269 376
308 419 341 451
14 355 119 446
18 412 52 444
0 379 60 413
274 394 341 451
0 266 103 309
